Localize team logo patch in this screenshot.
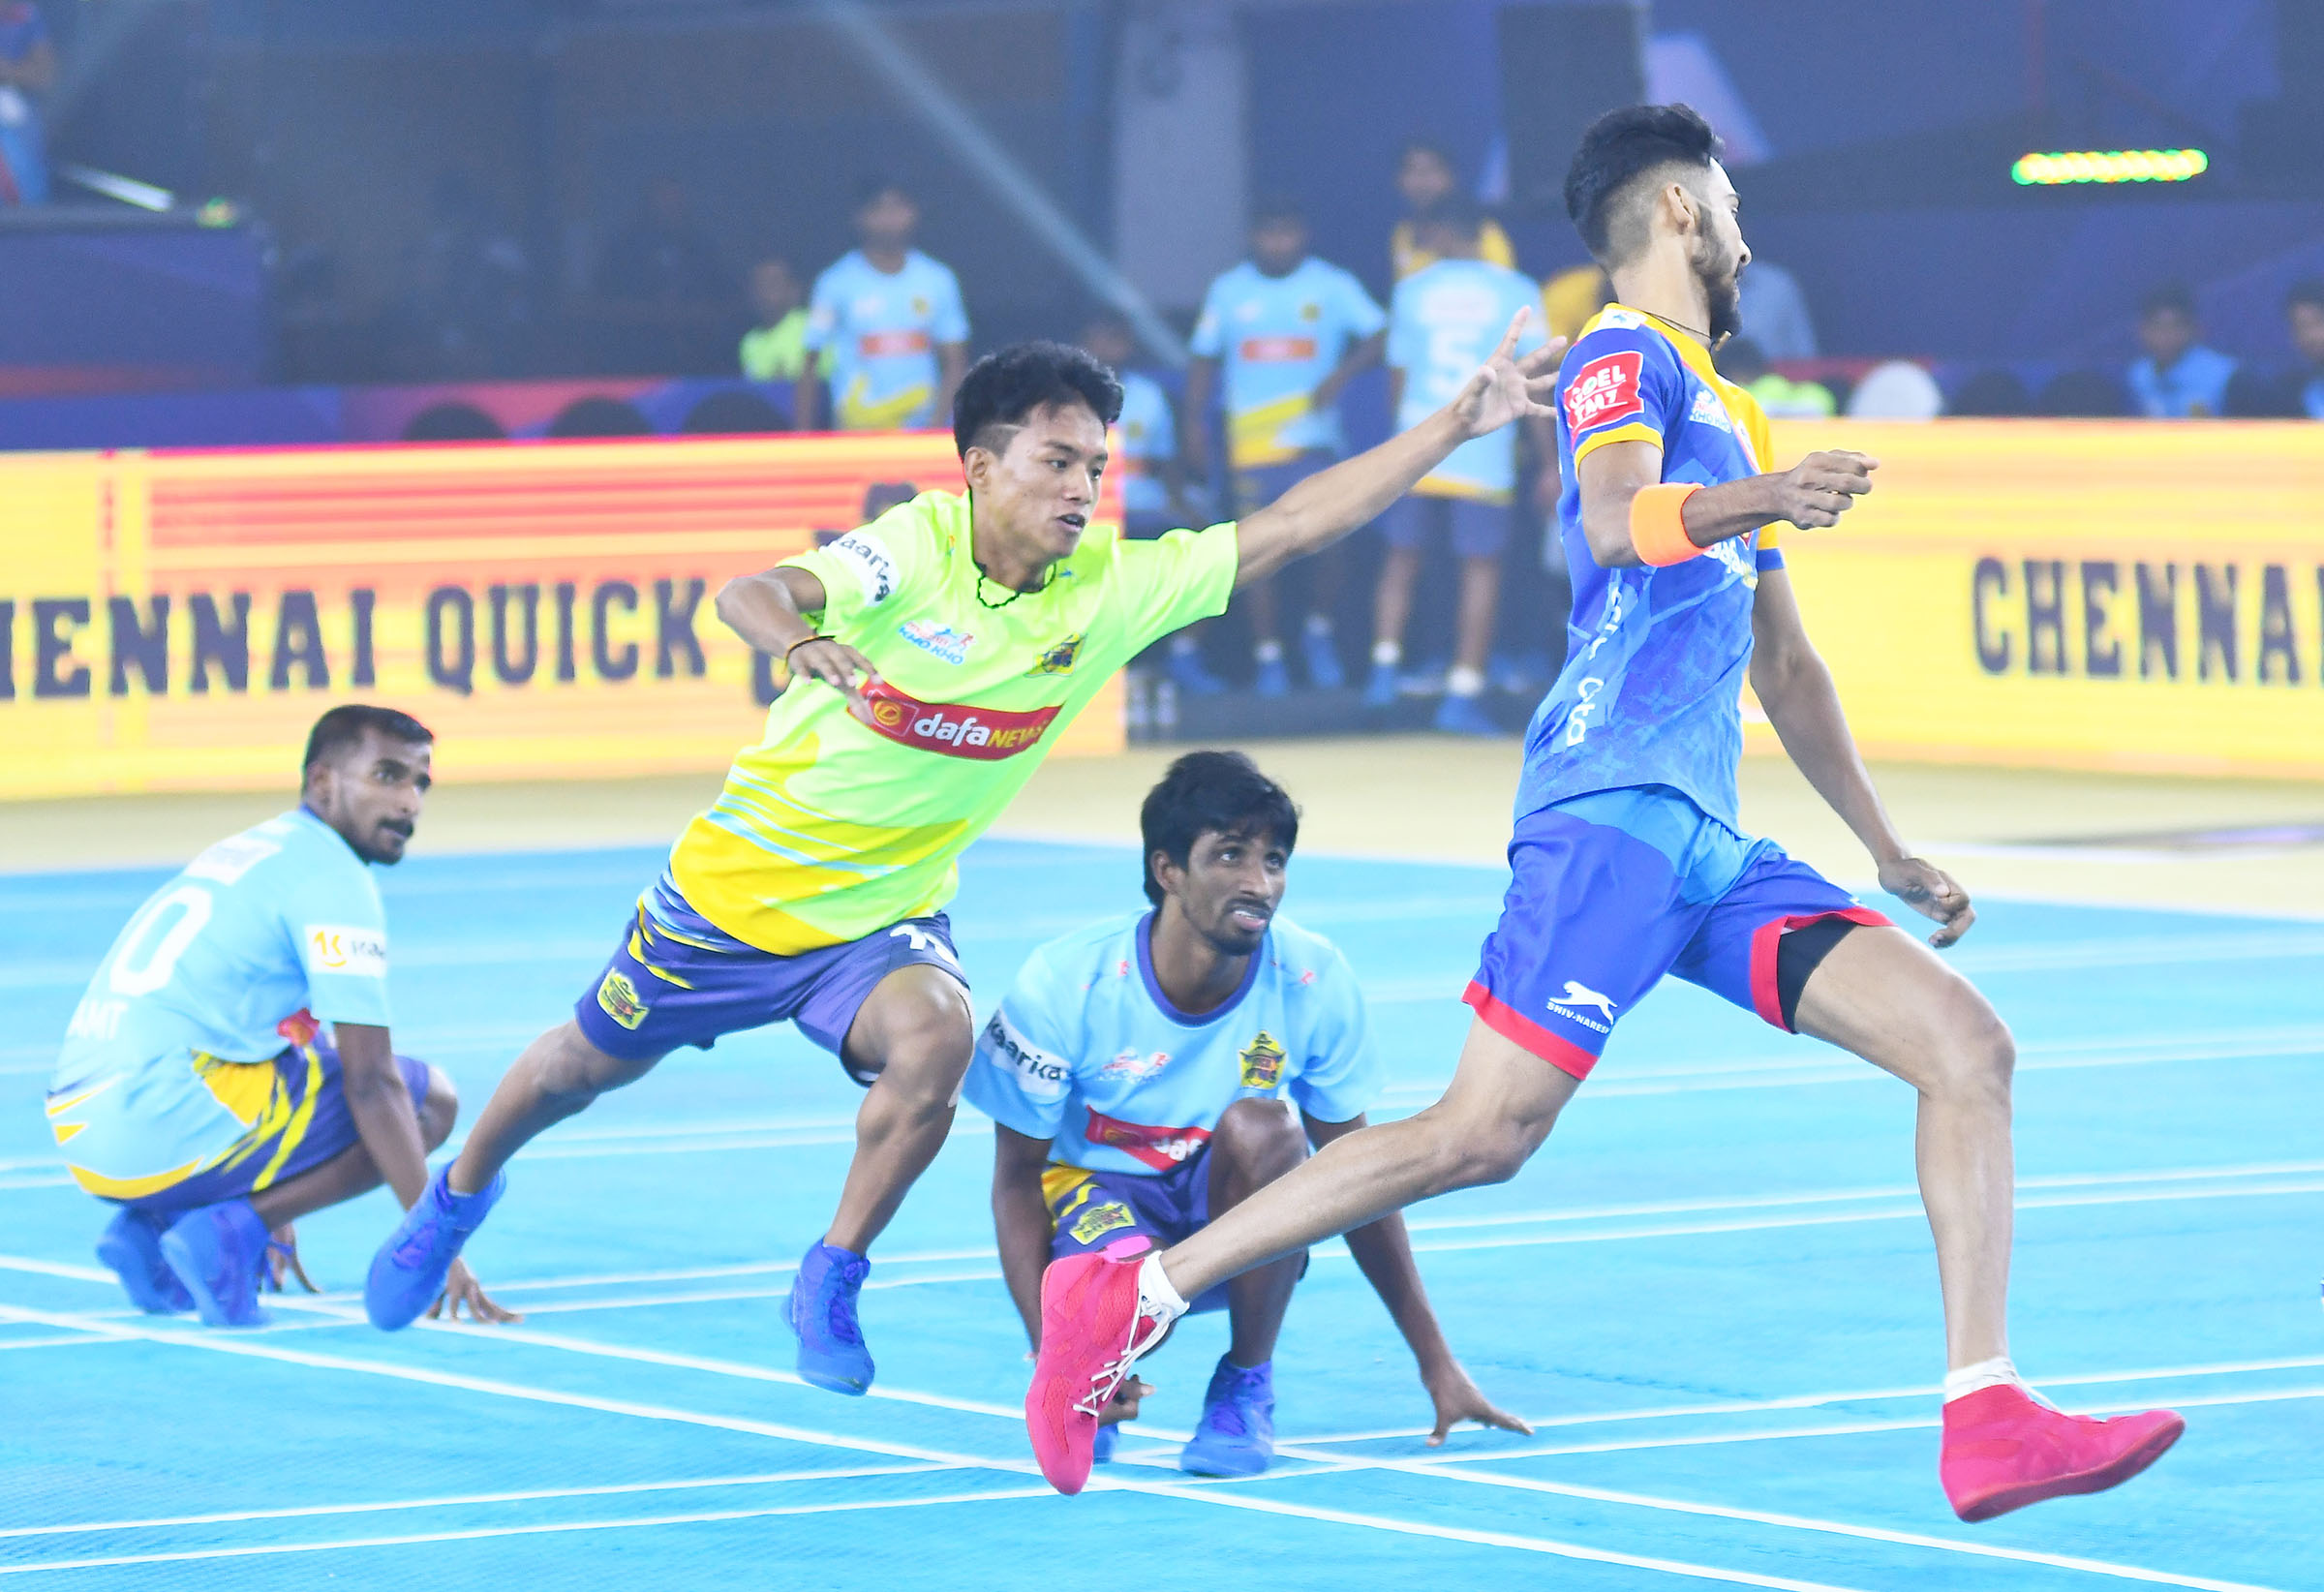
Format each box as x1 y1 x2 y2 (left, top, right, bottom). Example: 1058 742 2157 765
1545 979 1617 1034
1101 1049 1171 1083
1026 632 1084 676
1070 1201 1137 1244
596 970 651 1030
1689 386 1736 435
898 618 975 664
1237 1031 1287 1090
1564 351 1646 434
304 925 386 978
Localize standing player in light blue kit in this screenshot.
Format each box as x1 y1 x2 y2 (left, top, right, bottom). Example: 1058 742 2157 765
798 177 971 432
45 707 513 1329
969 751 1521 1477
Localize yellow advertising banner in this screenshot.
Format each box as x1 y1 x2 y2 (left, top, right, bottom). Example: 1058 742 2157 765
0 434 1124 798
1758 420 2324 779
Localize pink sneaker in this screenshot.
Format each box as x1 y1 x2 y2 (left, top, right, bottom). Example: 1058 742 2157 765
1024 1244 1171 1494
1941 1383 2185 1521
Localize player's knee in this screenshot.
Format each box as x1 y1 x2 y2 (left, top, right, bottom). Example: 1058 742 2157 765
1411 1106 1529 1191
1928 990 2014 1107
535 1022 657 1105
419 1066 458 1149
1212 1098 1304 1181
860 978 973 1101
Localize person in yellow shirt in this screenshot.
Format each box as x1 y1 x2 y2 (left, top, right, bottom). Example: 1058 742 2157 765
1389 140 1516 281
1541 260 1613 345
739 256 810 382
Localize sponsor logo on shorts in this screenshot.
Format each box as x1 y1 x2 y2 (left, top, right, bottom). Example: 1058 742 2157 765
1101 1049 1171 1083
1069 1201 1137 1244
1237 1031 1287 1090
1026 632 1084 676
825 530 898 606
1564 351 1645 434
898 618 975 664
1545 979 1617 1033
303 924 387 978
1085 1108 1210 1172
597 970 651 1030
985 1010 1069 1101
850 679 1061 761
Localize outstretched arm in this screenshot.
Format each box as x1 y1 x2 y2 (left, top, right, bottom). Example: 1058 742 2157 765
1304 1112 1531 1445
1233 312 1562 589
1574 441 1879 569
1749 571 1976 947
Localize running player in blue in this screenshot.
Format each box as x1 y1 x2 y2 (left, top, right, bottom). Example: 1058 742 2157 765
969 751 1521 1477
1028 105 2185 1519
46 707 514 1329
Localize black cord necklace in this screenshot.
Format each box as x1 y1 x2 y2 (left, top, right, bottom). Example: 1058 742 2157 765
1642 306 1727 352
972 561 1052 609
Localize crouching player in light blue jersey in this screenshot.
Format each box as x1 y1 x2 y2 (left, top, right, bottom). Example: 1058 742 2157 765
45 707 514 1329
970 751 1523 1478
1029 106 2185 1518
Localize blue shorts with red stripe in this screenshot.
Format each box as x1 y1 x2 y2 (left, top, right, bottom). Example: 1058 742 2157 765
1464 785 1889 1080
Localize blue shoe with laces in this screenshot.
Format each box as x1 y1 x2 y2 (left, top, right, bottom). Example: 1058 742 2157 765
1091 1423 1119 1465
1178 1356 1275 1477
1253 655 1291 698
1166 645 1228 697
1361 660 1399 710
1301 628 1345 689
99 1207 193 1315
787 1240 874 1394
159 1200 271 1328
1433 691 1503 736
365 1164 505 1331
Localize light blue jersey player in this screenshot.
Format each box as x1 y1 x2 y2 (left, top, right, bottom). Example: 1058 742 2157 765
968 751 1523 1478
46 707 512 1331
801 179 970 432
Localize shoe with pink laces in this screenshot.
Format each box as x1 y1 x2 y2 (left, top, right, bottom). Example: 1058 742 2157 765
1941 1383 2185 1521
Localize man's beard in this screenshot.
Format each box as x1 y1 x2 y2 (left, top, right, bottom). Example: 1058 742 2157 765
1697 238 1744 342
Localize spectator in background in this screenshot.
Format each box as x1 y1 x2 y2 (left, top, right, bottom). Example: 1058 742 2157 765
1185 199 1386 696
2128 283 2235 417
1368 203 1551 735
594 176 732 374
1390 140 1515 280
390 171 533 379
1715 337 1834 418
739 257 810 382
1735 260 1818 360
798 178 969 432
0 1 55 205
2285 278 2324 419
1541 261 1612 346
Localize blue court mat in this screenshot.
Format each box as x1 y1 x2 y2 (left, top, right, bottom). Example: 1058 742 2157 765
1 836 2318 1590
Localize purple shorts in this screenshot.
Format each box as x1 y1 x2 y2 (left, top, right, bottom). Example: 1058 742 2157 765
1381 494 1513 559
124 1034 432 1215
1046 1151 1255 1314
573 873 966 1083
1465 786 1889 1081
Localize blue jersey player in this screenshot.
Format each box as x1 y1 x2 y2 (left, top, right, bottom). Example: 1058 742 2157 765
46 707 514 1329
1028 106 2185 1519
969 751 1521 1477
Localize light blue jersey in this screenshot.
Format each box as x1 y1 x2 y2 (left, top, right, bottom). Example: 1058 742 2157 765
48 809 391 1198
1390 258 1546 501
1114 371 1177 521
1189 258 1385 468
2127 345 2237 418
805 249 969 430
963 910 1380 1177
1520 305 1785 833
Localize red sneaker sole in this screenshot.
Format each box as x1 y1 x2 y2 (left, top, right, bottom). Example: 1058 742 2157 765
1952 1414 2186 1522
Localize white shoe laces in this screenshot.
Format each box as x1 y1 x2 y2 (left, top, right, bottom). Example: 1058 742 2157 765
1073 1292 1173 1420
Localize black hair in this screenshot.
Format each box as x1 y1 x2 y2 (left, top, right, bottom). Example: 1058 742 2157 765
2286 277 2324 315
853 175 912 210
1250 194 1306 229
1139 750 1300 906
2140 282 2196 320
302 705 432 776
952 340 1123 457
1563 102 1722 266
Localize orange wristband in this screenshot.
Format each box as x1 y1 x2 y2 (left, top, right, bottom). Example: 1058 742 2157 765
1628 482 1703 566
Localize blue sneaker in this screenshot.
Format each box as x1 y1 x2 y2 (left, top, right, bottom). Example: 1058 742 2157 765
1253 655 1291 698
1091 1423 1119 1465
1166 645 1227 697
98 1208 192 1315
1361 660 1399 709
1301 628 1345 689
787 1240 873 1394
159 1201 271 1329
365 1165 505 1331
1179 1356 1275 1477
1433 691 1503 736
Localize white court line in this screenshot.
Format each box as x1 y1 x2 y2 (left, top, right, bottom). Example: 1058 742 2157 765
0 1463 959 1541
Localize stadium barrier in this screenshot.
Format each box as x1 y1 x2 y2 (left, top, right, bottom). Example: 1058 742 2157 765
1754 420 2324 780
0 433 1123 798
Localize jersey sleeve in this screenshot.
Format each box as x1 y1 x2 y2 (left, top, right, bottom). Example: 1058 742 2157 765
1109 523 1239 651
803 264 844 353
1561 326 1687 469
960 949 1080 1142
1286 943 1382 1123
289 859 392 1028
1188 278 1228 360
929 262 969 345
1335 268 1389 342
776 502 934 638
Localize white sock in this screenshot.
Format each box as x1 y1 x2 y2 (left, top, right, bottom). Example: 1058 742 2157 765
1943 1355 2027 1402
1254 639 1284 663
1372 639 1402 667
1137 1253 1189 1323
1446 663 1487 697
1303 613 1333 638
